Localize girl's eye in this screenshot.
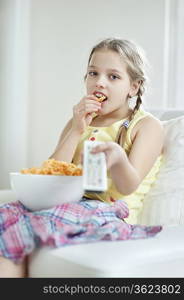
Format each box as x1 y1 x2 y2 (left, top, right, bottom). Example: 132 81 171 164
109 74 119 80
88 71 97 76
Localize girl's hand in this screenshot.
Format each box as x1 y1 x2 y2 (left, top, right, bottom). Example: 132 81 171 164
72 95 101 133
91 142 125 169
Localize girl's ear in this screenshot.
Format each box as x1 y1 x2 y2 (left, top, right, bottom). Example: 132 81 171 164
129 80 141 97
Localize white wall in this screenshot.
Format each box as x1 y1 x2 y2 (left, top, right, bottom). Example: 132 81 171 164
28 0 165 166
0 0 183 188
0 0 30 188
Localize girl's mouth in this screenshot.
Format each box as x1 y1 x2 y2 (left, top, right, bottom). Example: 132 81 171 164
94 92 108 102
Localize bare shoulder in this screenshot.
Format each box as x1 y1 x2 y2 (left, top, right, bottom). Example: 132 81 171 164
136 114 163 129
128 114 164 180
131 114 164 143
139 115 164 133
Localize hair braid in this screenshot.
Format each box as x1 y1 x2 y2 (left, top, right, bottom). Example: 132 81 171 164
134 90 142 112
129 89 142 121
115 89 143 147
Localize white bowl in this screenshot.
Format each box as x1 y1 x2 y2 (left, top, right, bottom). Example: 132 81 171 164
10 172 84 211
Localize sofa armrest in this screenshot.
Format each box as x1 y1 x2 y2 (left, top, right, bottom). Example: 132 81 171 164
0 189 17 204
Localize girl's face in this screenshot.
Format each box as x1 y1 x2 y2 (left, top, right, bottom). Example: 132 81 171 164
86 49 139 116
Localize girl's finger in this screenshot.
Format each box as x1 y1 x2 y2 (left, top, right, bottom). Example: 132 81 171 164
91 143 110 153
85 99 101 108
84 105 101 113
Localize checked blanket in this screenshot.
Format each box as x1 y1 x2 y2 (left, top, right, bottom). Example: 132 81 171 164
0 199 162 263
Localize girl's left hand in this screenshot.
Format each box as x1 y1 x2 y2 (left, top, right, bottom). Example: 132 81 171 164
91 142 125 169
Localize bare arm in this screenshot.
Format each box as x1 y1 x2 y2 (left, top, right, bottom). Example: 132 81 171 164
50 95 101 162
49 119 82 162
91 117 164 195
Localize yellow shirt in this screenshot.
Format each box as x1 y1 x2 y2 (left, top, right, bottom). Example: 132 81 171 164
72 108 162 224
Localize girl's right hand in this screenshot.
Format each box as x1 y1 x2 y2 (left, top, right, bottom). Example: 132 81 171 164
72 95 101 133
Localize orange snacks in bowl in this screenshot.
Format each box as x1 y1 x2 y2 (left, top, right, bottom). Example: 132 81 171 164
20 159 82 176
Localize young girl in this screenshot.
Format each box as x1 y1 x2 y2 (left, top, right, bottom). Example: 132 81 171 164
51 38 164 223
0 38 163 277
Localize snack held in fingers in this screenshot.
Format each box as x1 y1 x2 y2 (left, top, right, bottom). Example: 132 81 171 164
96 95 106 102
95 93 107 103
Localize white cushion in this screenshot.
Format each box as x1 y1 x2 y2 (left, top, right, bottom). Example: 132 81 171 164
29 225 184 277
138 116 184 225
0 189 16 204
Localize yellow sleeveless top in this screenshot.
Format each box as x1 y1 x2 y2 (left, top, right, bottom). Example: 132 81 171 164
72 108 162 224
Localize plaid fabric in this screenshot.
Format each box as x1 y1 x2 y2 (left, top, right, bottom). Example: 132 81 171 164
0 199 162 263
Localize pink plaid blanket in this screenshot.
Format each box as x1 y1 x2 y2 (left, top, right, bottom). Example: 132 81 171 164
0 199 162 263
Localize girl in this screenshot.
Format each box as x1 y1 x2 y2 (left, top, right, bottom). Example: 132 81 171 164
51 38 164 223
0 38 163 277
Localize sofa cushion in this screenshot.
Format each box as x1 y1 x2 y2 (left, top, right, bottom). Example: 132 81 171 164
0 189 16 204
29 225 184 277
138 115 184 225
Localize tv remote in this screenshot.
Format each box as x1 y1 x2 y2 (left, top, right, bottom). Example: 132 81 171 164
83 140 107 193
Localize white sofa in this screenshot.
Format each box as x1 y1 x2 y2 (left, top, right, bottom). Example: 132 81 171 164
1 109 184 277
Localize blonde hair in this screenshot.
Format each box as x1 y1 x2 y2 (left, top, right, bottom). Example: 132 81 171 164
86 38 149 146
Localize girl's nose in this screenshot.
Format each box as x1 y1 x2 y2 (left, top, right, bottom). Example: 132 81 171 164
95 75 106 88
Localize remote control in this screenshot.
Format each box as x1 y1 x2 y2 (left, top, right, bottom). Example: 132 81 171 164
83 140 107 193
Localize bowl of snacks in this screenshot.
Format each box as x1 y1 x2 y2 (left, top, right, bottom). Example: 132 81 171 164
10 159 84 211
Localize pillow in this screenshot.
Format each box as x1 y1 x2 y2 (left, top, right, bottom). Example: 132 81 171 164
138 115 184 226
